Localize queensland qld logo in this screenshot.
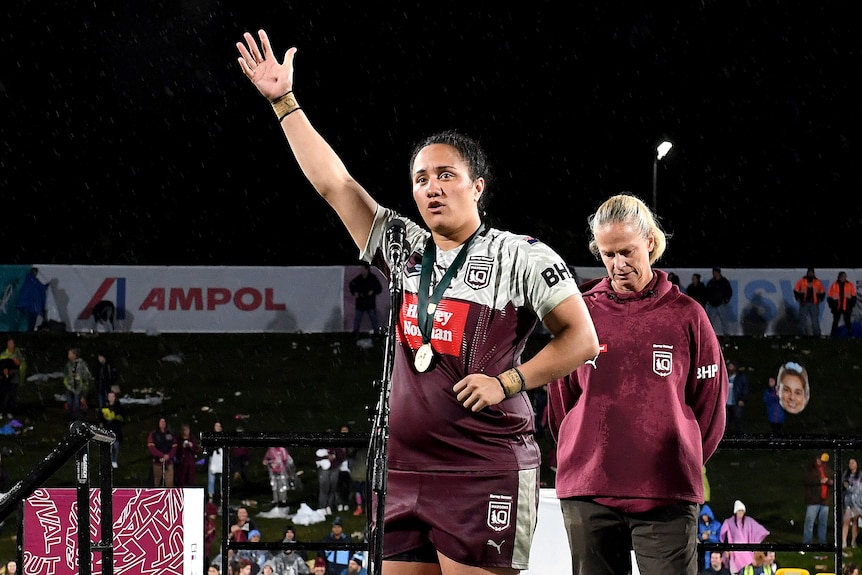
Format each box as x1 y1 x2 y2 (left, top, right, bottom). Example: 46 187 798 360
487 494 512 532
465 256 493 290
652 347 673 377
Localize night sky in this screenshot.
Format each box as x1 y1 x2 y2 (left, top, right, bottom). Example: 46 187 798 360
2 2 859 269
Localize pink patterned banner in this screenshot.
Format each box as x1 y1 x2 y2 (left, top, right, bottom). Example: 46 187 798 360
23 488 204 575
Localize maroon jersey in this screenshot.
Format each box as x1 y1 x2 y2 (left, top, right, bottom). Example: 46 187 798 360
363 207 580 472
548 269 727 509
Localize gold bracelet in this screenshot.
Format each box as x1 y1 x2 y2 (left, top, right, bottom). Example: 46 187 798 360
271 91 300 122
498 368 526 398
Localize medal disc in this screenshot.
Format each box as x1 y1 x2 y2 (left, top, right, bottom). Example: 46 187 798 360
414 343 434 372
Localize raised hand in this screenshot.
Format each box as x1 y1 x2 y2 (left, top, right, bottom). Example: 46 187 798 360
236 29 295 101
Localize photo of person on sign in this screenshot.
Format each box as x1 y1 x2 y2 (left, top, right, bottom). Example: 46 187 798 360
777 361 810 414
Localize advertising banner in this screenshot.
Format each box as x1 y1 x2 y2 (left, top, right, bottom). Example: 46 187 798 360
30 266 346 334
1 265 860 335
577 267 862 337
23 487 204 575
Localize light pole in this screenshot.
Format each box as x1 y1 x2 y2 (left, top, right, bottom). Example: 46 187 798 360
652 140 673 213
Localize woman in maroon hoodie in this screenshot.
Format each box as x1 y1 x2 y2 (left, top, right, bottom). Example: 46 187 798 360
548 193 728 575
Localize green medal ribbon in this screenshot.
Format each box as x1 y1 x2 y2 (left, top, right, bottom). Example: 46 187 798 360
417 224 485 345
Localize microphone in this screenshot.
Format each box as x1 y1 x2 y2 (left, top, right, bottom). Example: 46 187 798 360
385 219 410 264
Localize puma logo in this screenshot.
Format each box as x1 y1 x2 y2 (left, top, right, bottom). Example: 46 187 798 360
585 354 599 369
486 539 505 553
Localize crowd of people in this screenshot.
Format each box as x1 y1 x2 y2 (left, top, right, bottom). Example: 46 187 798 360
214 513 366 575
5 18 862 575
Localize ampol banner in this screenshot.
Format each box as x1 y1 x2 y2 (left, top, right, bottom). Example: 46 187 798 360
31 266 346 333
23 487 204 575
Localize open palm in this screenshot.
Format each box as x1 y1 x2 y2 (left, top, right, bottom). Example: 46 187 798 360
236 29 295 102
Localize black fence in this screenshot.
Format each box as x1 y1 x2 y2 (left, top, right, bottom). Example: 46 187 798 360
0 421 117 575
2 427 860 574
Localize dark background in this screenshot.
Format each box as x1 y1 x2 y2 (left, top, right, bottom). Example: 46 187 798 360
2 2 859 268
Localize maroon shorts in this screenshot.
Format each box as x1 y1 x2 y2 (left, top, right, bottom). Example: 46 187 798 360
382 468 539 570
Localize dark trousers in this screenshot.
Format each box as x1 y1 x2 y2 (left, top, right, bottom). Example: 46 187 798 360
0 381 18 415
831 310 853 336
560 498 698 575
725 404 744 435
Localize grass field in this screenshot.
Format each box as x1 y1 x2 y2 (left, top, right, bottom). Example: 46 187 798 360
0 331 861 573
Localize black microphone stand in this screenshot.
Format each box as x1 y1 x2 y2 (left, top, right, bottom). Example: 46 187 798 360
367 248 405 575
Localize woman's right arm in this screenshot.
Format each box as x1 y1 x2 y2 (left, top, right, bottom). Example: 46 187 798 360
236 29 377 250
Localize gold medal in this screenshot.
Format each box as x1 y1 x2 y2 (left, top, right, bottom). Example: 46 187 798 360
414 342 434 372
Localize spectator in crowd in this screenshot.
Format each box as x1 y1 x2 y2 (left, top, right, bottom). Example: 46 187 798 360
270 538 310 574
700 551 730 575
698 504 722 570
828 271 857 337
803 452 834 545
0 337 26 420
686 273 709 308
236 28 600 575
16 267 47 332
793 267 826 337
725 360 749 435
2 560 17 574
777 361 810 415
706 267 734 336
336 425 353 513
315 447 337 515
761 551 778 574
147 416 177 487
230 426 251 484
92 300 116 332
320 516 350 575
175 423 200 487
264 444 293 507
740 551 767 575
98 390 125 468
667 271 682 290
94 352 119 409
237 529 269 571
843 457 862 548
845 563 860 575
63 347 93 421
208 420 224 504
345 429 367 517
342 553 366 575
205 501 219 563
548 193 727 575
348 262 383 335
282 524 307 561
229 505 257 543
719 500 770 575
762 377 784 435
313 557 326 575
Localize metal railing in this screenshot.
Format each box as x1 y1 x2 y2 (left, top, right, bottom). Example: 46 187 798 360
3 427 857 573
0 421 117 575
200 430 372 575
702 434 862 574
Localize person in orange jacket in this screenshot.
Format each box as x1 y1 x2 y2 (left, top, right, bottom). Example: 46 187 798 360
793 267 826 337
827 271 857 337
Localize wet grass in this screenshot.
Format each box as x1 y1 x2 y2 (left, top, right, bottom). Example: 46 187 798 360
0 332 861 572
